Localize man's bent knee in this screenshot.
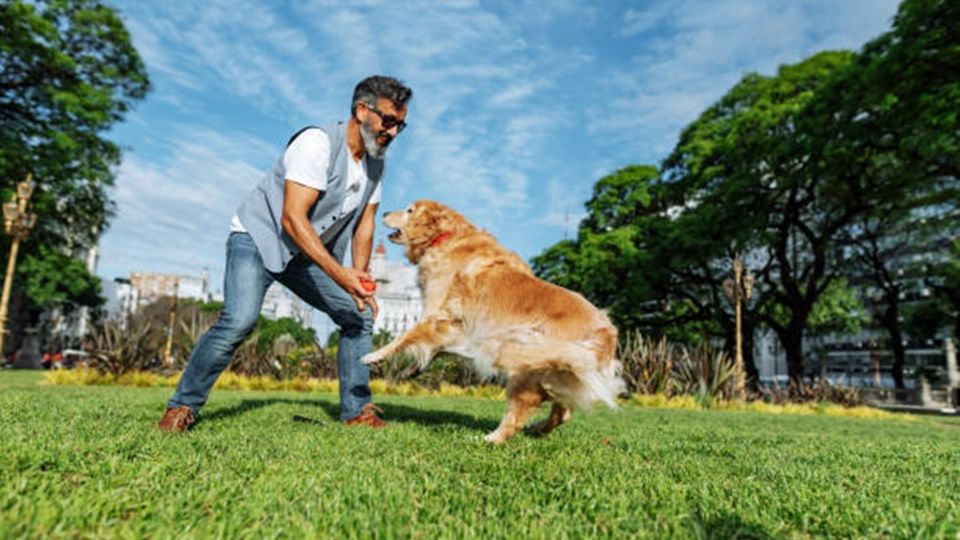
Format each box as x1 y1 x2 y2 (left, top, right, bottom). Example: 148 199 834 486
333 307 374 337
211 312 259 345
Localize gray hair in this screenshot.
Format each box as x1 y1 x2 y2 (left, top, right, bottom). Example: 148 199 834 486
351 75 413 116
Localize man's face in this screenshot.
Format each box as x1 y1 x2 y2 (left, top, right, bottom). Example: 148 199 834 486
359 97 407 159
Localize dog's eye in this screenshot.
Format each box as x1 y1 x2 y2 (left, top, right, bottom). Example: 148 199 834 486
406 208 413 213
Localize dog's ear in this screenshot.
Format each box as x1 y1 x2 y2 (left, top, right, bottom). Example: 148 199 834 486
433 204 471 235
405 201 437 243
417 201 444 233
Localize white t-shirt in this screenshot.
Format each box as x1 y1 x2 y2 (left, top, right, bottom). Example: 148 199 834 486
230 129 381 232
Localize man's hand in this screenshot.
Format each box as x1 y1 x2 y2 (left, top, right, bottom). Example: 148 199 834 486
333 266 374 298
353 293 379 320
331 266 379 318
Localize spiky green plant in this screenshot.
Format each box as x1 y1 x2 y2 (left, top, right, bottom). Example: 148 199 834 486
672 344 738 404
87 320 155 375
618 331 675 396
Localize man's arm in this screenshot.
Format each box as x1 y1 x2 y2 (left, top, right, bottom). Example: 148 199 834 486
352 202 378 272
351 202 379 318
280 180 371 300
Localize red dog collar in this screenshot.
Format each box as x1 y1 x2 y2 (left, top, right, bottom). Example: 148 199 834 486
429 232 453 248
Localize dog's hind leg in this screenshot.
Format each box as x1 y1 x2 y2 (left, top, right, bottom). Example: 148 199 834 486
484 375 546 444
528 403 572 436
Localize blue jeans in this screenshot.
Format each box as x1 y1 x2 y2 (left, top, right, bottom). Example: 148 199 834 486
168 232 373 420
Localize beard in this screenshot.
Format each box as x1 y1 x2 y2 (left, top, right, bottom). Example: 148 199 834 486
360 118 393 159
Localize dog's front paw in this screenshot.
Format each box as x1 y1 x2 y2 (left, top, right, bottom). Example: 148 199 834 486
360 352 383 365
483 431 506 445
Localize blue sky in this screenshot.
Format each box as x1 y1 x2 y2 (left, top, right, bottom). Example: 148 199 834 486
99 0 900 306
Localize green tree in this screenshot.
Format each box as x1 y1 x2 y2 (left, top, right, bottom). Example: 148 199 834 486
533 166 766 384
325 330 340 352
838 209 952 387
804 0 959 385
15 244 103 314
0 0 149 342
535 0 958 388
254 317 317 355
902 298 952 344
662 52 862 385
924 239 960 342
532 165 670 331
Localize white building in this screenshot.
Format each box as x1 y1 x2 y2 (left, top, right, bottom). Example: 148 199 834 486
369 242 422 336
261 282 314 327
102 269 313 328
128 270 212 305
43 245 101 346
101 277 140 326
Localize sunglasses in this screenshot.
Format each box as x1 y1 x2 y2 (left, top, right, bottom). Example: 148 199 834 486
365 104 407 133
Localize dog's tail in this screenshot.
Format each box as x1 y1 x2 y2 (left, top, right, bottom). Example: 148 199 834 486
578 359 626 409
499 326 625 409
583 325 626 408
579 325 625 409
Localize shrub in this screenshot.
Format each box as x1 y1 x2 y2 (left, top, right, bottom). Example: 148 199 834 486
370 351 420 384
174 308 218 368
414 353 486 389
755 379 863 407
279 345 337 380
86 320 157 375
618 331 674 396
672 344 738 403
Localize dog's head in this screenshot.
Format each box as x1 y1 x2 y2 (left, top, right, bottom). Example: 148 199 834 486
383 200 473 264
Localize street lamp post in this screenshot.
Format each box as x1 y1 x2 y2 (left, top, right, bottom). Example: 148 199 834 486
0 174 38 359
723 254 754 397
163 276 180 367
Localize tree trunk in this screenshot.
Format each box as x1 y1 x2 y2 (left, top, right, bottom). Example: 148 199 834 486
954 310 960 346
888 327 907 390
743 319 760 391
783 324 805 388
4 287 31 357
721 330 735 362
879 298 907 389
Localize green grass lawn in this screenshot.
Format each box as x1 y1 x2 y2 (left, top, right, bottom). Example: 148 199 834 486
1 370 958 539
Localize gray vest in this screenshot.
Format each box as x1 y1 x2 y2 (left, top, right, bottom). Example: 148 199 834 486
236 121 384 273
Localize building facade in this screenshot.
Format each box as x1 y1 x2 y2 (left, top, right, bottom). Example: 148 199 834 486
369 242 422 337
128 270 212 305
261 281 314 327
103 269 313 328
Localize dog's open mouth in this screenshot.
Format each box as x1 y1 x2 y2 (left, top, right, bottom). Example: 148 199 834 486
387 229 403 243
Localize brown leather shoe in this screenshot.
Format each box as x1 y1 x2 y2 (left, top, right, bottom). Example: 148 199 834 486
158 405 195 432
344 403 387 428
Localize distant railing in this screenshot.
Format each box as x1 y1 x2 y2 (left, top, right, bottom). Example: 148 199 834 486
822 348 946 388
821 343 959 409
859 386 954 407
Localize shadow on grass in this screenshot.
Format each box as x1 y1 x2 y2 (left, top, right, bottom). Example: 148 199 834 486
200 397 328 425
369 402 499 432
199 396 498 433
685 510 776 540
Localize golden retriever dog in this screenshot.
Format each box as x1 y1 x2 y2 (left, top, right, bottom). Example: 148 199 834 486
361 200 625 444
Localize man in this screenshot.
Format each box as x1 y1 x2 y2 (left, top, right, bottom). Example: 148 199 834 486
158 75 412 432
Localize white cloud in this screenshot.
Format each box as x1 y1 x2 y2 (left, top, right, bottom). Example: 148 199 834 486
489 82 540 108
121 18 203 92
101 0 904 284
621 6 669 37
98 127 275 285
589 0 900 166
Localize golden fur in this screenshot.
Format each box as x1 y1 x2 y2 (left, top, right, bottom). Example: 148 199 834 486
361 200 625 443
